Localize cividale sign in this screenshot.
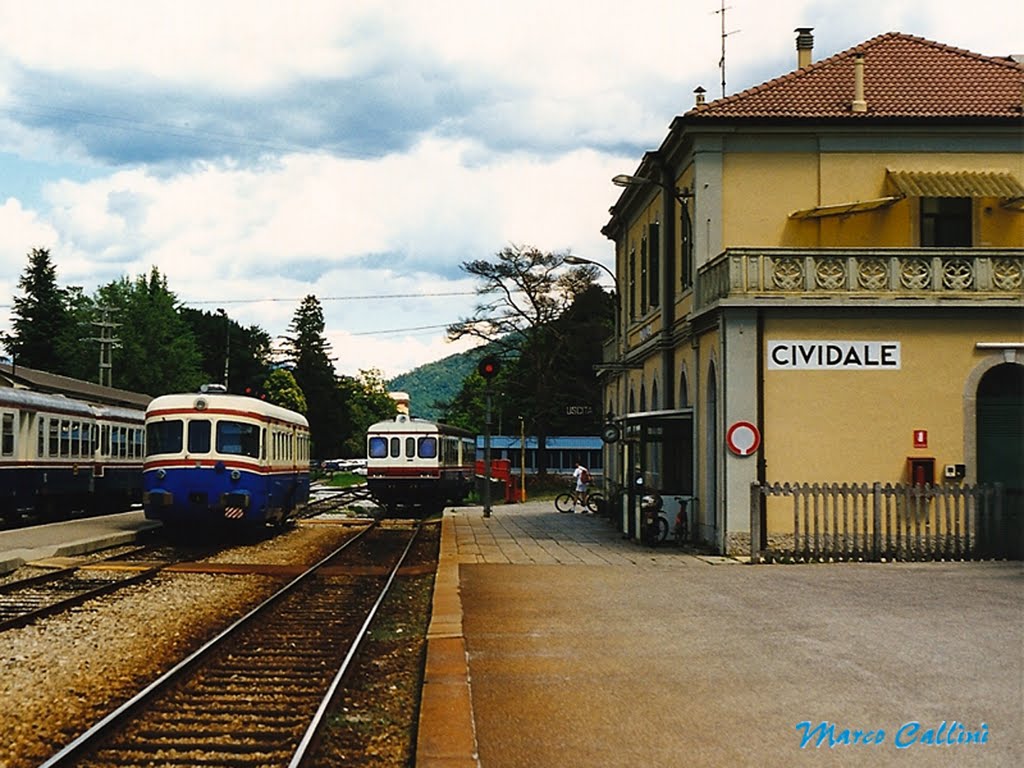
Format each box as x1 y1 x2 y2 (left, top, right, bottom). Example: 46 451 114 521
768 341 901 370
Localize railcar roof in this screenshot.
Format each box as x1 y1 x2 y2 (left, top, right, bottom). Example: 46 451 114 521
0 387 106 417
367 415 474 437
146 392 309 427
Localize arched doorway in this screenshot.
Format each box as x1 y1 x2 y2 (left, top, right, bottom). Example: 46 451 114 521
976 363 1023 558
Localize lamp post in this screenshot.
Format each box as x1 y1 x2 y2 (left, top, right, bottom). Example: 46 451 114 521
518 415 526 503
564 253 624 521
217 308 229 391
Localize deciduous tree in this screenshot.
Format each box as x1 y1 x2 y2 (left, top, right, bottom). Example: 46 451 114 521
448 244 611 471
93 267 203 394
263 368 307 413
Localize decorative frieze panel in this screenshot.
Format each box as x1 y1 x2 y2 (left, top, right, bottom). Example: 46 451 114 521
697 248 1024 308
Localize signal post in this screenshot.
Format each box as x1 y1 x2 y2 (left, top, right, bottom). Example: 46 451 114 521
478 356 500 517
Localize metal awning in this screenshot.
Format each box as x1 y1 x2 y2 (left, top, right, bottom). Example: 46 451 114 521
887 169 1024 208
789 196 901 219
790 170 1024 219
623 408 694 424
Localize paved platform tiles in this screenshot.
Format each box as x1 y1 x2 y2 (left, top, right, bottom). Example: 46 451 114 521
417 500 1023 768
416 500 738 768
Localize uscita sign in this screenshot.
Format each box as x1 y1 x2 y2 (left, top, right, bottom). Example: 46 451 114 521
768 341 901 370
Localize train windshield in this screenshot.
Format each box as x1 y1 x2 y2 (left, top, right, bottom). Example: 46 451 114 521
146 420 183 455
368 436 388 458
217 420 261 458
188 419 211 453
418 436 437 458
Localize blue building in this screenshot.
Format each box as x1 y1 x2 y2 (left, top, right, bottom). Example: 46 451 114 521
476 436 603 477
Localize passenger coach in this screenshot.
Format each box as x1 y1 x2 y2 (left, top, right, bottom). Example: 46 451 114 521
143 387 310 529
0 387 145 520
366 414 474 515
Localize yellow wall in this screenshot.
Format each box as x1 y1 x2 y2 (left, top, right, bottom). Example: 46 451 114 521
762 313 1021 485
623 196 664 330
721 151 1024 248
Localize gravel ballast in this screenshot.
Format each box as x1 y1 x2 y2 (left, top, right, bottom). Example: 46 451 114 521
0 521 429 768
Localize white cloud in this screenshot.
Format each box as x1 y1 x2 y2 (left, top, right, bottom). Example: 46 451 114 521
2 137 627 376
0 1 362 90
0 0 1020 381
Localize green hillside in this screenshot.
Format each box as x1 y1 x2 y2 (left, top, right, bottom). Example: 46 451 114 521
387 348 480 421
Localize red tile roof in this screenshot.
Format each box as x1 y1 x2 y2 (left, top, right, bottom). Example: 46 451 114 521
687 32 1024 120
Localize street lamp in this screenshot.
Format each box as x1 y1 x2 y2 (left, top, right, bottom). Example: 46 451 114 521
564 253 616 284
564 254 621 360
612 173 693 204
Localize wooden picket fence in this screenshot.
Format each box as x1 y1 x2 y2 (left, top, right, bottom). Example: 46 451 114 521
749 482 1018 563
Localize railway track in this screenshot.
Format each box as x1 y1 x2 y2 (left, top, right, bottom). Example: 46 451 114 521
39 521 422 767
302 484 377 517
0 542 219 632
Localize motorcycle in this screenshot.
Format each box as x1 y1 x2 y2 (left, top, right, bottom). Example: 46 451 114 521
641 491 666 547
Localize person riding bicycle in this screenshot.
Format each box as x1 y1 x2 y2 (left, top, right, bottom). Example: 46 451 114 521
572 462 592 513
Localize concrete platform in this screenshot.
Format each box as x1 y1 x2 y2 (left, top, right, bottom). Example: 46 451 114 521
416 500 1023 767
3 503 1019 766
0 510 161 575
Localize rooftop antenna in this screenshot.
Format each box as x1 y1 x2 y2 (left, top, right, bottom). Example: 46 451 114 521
714 1 740 98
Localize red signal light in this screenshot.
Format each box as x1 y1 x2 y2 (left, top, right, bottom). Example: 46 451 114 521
478 355 500 380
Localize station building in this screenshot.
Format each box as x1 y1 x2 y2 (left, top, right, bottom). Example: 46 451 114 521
600 30 1023 554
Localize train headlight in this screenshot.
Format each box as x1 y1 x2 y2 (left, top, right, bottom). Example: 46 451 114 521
230 469 241 481
156 468 166 480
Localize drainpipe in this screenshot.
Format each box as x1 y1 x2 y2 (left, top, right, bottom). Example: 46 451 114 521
658 160 675 410
756 310 767 551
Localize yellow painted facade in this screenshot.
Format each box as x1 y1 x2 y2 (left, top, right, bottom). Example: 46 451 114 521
600 31 1023 556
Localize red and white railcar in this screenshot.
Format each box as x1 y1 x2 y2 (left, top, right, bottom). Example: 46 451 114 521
366 414 474 515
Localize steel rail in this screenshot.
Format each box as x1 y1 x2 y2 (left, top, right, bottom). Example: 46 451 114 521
289 520 423 767
0 543 219 632
0 565 79 593
0 566 164 632
37 521 377 768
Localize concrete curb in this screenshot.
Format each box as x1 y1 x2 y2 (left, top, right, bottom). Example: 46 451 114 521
416 512 480 767
0 521 162 575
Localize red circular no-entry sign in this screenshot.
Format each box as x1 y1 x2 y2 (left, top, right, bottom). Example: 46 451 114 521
726 421 761 456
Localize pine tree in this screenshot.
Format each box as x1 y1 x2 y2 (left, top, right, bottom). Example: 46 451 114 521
279 295 349 458
4 248 73 374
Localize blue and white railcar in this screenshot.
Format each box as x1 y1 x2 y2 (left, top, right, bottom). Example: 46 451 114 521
366 414 474 515
143 388 310 528
0 388 145 520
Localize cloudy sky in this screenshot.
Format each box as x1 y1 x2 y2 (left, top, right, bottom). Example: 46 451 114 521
1 1 1020 381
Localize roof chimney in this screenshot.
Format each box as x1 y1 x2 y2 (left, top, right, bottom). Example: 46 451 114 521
694 86 706 106
795 27 814 68
852 53 867 112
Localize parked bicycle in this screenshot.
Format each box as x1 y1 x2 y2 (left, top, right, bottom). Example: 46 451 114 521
672 496 691 547
555 487 601 513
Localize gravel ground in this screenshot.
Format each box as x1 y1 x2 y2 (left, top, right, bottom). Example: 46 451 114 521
0 520 436 768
